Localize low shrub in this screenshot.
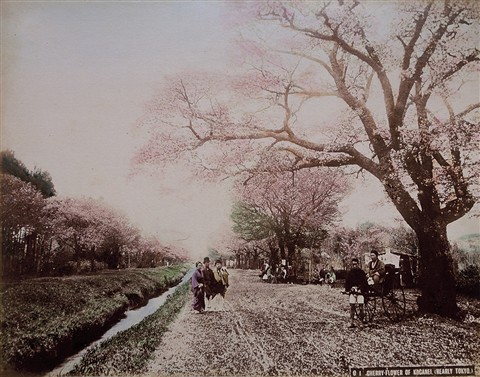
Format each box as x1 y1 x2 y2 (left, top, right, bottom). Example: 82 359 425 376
456 264 480 298
0 264 189 372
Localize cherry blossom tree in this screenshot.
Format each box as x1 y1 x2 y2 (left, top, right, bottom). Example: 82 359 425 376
232 169 348 266
1 175 47 276
45 197 141 271
97 213 140 269
231 202 275 242
46 197 107 271
1 167 183 276
130 236 162 268
136 1 479 316
207 230 254 268
354 222 391 256
130 237 188 268
223 238 272 270
163 244 189 263
322 226 366 267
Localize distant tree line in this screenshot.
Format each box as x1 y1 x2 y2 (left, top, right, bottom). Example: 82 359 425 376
2 150 56 197
230 216 420 276
1 151 187 279
231 212 479 296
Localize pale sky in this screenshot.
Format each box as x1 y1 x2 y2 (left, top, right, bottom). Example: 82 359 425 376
1 1 478 260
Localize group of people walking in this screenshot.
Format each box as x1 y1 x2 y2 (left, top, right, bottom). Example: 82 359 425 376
191 257 229 313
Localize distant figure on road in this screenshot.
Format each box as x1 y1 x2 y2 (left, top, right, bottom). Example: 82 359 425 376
326 266 336 288
286 265 295 284
259 262 270 280
211 259 229 311
345 258 368 328
260 263 272 282
277 265 287 283
203 257 214 311
318 267 326 285
367 250 385 290
191 261 205 314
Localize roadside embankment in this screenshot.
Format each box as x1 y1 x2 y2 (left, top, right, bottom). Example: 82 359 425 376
0 264 189 373
69 281 190 376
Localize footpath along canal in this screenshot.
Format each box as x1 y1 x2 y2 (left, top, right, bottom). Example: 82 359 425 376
45 268 194 376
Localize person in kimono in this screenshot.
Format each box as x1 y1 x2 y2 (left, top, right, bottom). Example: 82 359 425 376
210 259 229 311
367 250 386 291
202 257 215 311
191 261 205 313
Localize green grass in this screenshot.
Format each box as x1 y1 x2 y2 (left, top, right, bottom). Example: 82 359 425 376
70 282 190 375
0 264 189 371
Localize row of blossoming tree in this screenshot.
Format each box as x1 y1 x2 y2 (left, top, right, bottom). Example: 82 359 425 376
134 1 479 316
228 219 420 280
1 152 187 279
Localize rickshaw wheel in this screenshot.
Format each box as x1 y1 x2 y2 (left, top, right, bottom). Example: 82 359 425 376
354 293 376 323
364 294 376 322
382 273 406 322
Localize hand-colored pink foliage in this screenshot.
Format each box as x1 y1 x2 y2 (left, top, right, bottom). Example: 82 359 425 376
235 168 349 233
45 197 136 250
1 175 46 233
133 1 479 227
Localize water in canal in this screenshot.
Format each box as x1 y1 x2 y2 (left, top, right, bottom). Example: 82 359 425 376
47 268 194 376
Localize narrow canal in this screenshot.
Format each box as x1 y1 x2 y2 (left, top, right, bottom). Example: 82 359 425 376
47 267 194 376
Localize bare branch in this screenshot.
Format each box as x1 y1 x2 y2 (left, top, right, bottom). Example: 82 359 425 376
274 49 334 76
328 47 390 159
425 49 480 97
291 88 339 98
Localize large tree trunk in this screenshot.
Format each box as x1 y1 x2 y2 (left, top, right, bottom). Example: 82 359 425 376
25 232 37 275
1 225 9 277
277 234 286 261
380 167 467 318
244 250 251 269
90 245 96 272
252 247 259 269
416 222 459 317
236 253 241 269
269 245 279 269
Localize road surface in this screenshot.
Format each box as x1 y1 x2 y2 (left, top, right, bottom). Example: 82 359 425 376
147 269 479 376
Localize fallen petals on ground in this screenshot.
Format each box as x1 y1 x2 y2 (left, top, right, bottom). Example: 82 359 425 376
147 269 479 376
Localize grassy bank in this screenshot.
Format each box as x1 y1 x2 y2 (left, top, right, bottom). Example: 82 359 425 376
0 264 189 372
70 281 191 376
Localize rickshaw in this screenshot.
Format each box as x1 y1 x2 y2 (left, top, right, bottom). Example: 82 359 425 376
345 264 406 323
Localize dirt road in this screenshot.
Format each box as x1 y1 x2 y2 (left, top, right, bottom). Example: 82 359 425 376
147 269 479 376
